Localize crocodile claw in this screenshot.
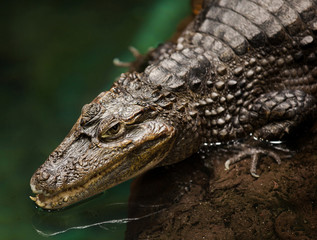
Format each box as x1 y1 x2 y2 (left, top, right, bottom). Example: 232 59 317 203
113 46 142 68
113 58 131 67
225 148 282 178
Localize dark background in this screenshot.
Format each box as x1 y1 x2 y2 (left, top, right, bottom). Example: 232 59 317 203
0 0 189 239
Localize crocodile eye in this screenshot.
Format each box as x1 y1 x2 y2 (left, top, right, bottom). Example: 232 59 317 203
100 123 121 139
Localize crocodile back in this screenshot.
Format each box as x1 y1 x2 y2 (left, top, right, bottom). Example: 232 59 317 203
140 0 317 145
144 0 317 98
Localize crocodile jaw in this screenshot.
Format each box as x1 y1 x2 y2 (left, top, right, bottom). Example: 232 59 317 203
30 120 175 210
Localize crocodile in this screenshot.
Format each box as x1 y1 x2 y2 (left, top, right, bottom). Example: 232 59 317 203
30 0 317 209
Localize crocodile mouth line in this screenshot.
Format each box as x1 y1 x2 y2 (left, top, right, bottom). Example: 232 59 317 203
30 160 123 210
30 135 171 210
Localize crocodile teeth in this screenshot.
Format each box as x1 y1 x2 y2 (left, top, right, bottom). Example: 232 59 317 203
29 196 37 202
37 200 46 208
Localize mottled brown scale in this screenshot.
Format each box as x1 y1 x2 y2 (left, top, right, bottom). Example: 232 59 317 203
30 0 317 209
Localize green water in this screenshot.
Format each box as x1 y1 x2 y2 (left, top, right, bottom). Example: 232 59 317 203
0 1 189 239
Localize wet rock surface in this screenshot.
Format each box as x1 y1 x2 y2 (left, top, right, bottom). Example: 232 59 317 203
126 122 317 240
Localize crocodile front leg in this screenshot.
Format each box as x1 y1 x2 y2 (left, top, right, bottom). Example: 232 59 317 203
251 90 316 140
225 89 316 177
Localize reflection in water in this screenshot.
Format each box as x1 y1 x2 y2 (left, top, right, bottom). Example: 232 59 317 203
31 180 167 237
33 202 162 237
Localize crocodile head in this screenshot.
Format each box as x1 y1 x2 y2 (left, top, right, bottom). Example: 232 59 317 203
30 73 177 209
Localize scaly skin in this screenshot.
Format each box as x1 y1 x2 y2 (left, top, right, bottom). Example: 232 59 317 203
30 0 317 209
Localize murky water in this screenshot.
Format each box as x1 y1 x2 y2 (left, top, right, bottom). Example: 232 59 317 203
0 1 188 239
31 181 164 238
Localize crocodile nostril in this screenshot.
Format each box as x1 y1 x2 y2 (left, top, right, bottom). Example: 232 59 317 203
39 171 50 181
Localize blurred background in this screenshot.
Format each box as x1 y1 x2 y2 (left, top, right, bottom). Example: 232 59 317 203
0 0 189 239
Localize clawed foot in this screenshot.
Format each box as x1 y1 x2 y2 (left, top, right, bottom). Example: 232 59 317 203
224 145 291 178
113 46 141 67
